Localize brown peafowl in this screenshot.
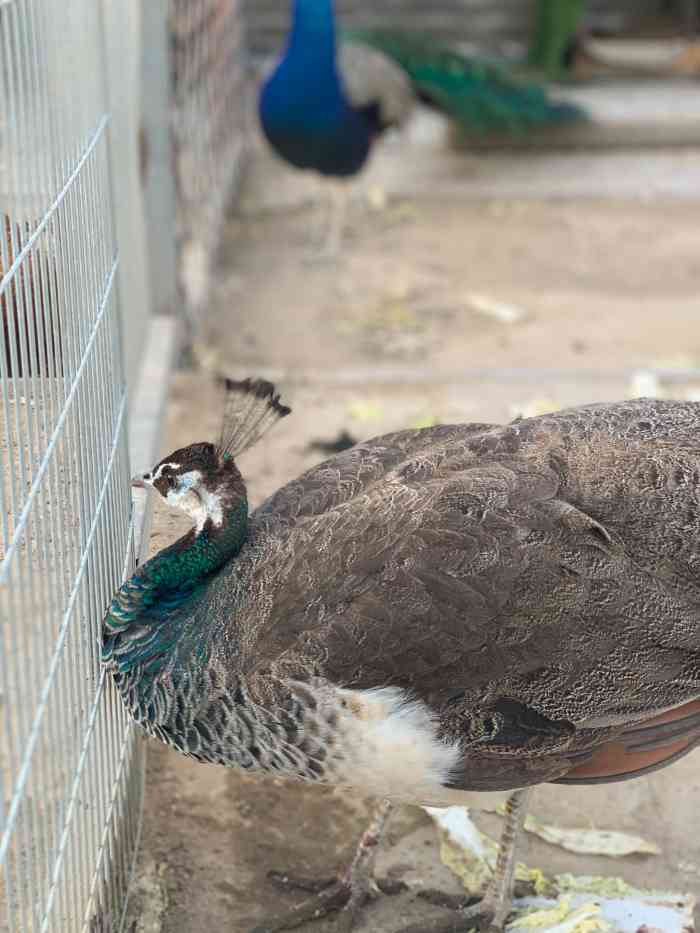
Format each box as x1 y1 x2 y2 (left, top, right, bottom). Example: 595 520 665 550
104 378 700 933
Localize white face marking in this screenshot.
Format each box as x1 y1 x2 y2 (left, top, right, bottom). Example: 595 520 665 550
151 462 179 481
327 687 464 807
152 468 224 534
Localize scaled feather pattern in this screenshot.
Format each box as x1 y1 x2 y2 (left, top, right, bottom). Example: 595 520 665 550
104 397 700 801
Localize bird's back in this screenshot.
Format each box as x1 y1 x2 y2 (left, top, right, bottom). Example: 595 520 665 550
203 399 700 786
343 29 584 134
138 400 700 795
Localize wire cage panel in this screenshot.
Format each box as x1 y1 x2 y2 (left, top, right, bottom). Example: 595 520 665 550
1 1 148 931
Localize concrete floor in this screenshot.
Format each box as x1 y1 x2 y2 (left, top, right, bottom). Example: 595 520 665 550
127 111 700 933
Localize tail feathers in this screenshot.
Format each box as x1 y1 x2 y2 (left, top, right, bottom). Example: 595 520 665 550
420 78 585 134
342 29 586 134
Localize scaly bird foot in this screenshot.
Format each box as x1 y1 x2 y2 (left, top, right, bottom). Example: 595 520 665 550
399 788 531 933
398 895 512 933
251 799 395 933
251 873 406 933
397 868 539 933
249 876 356 933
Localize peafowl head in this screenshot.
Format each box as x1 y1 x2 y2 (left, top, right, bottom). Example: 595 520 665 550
133 378 291 534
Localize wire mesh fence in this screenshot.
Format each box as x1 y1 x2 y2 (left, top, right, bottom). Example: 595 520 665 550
170 0 249 333
0 1 150 930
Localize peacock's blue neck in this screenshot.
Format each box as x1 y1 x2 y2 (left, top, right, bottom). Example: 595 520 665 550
260 0 373 176
266 0 345 107
102 497 248 678
287 0 338 71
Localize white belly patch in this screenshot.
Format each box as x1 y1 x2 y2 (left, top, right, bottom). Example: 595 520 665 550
327 687 464 805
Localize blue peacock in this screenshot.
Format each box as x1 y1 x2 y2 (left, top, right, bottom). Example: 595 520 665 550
258 0 585 256
104 378 700 933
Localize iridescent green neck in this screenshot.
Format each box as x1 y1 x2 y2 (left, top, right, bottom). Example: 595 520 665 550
142 496 248 596
102 496 248 670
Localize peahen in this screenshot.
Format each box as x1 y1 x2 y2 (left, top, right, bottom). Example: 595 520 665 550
258 0 584 257
104 378 700 933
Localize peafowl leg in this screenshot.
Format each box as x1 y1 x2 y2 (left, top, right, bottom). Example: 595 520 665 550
308 179 351 262
399 788 532 933
251 798 395 933
473 787 531 930
254 788 530 933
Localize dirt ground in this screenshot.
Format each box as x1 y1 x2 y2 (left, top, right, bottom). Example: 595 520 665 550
125 120 700 933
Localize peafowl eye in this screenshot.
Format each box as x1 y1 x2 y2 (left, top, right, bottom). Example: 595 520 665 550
154 466 178 494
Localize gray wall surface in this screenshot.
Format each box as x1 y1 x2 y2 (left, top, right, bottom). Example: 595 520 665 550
245 1 685 54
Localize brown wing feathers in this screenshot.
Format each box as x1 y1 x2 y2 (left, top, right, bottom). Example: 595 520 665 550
557 698 700 784
237 399 700 791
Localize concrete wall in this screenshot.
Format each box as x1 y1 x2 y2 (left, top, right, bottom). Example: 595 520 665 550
170 0 249 331
244 0 676 54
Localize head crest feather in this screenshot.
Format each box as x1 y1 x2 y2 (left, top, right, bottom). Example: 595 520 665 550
216 377 291 459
